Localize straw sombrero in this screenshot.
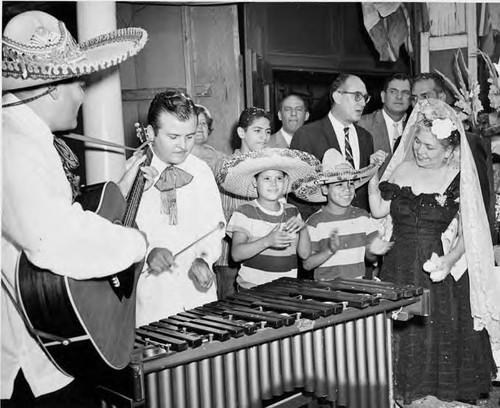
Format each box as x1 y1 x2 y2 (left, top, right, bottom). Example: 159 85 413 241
2 11 148 91
293 148 378 203
217 148 321 199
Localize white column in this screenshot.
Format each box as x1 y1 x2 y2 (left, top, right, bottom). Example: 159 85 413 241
77 1 126 185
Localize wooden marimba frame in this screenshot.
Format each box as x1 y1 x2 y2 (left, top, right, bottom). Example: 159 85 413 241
98 278 429 408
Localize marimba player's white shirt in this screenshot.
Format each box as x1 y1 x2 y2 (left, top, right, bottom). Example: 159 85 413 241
1 93 147 399
135 153 225 326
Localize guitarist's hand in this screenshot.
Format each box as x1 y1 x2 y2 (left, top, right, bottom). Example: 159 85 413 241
188 258 214 291
146 247 175 275
118 152 159 197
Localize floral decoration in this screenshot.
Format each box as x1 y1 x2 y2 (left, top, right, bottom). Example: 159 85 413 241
478 49 500 112
431 118 457 140
435 49 483 131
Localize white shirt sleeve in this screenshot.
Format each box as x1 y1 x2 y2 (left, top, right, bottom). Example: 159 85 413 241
2 120 147 280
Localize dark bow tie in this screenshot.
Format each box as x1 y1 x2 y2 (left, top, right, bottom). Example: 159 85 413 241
155 166 193 225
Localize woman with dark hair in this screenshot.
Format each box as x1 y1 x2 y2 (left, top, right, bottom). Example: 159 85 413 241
368 99 498 406
191 104 227 172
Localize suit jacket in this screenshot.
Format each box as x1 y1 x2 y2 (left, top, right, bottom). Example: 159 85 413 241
358 109 392 176
290 115 375 218
268 129 290 148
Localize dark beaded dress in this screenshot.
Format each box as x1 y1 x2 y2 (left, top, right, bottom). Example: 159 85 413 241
379 176 496 404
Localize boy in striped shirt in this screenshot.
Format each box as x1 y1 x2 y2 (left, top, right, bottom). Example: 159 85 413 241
217 148 321 288
295 148 392 280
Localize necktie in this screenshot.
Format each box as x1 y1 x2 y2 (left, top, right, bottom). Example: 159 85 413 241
343 127 355 168
155 166 193 225
392 122 401 152
53 136 81 201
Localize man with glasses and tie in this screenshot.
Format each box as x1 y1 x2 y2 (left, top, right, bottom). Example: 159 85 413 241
358 73 411 176
134 91 225 326
291 74 375 218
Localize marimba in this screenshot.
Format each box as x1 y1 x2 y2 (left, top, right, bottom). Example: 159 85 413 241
98 277 429 408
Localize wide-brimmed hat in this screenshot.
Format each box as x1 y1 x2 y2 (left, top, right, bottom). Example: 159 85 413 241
293 148 378 202
2 11 147 91
217 148 321 198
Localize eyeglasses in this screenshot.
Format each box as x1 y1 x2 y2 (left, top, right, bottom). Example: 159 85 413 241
388 88 411 98
338 91 371 103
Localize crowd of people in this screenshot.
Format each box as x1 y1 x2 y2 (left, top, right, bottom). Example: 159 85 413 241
2 9 500 408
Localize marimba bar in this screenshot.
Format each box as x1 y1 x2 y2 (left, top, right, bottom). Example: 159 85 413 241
98 277 429 408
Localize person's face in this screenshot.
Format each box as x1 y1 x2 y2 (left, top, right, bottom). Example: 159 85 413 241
381 79 411 116
333 76 368 124
411 79 444 107
53 80 86 131
323 180 355 208
255 170 287 202
238 117 271 152
278 95 309 135
194 112 209 145
493 163 500 194
150 112 197 165
412 128 449 169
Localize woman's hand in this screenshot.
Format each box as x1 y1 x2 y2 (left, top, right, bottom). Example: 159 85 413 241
423 252 452 282
370 150 388 167
368 235 393 255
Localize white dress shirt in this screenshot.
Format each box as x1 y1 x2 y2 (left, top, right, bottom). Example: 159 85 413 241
279 128 293 147
382 109 405 151
135 153 225 326
1 93 147 399
328 111 361 169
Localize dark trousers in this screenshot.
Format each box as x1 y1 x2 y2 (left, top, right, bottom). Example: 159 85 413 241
1 370 99 408
214 265 238 300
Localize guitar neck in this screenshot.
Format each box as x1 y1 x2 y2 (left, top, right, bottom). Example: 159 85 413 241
123 145 153 227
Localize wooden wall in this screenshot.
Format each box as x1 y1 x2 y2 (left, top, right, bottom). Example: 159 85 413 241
117 2 242 154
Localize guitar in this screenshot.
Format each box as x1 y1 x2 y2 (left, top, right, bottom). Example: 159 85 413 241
16 125 152 381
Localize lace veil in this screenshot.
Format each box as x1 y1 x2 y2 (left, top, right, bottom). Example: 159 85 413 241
380 98 500 352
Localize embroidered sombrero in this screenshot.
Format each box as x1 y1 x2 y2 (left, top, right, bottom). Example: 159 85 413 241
2 11 148 90
217 148 321 198
293 148 379 202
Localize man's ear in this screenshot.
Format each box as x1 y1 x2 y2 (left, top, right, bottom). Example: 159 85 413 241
237 127 245 140
380 90 386 105
304 111 310 122
278 110 283 122
332 90 342 105
146 125 155 142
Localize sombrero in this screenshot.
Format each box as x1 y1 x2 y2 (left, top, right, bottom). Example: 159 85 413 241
293 148 378 203
2 11 148 90
217 148 321 199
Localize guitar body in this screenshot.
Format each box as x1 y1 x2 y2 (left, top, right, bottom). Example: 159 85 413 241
17 182 143 381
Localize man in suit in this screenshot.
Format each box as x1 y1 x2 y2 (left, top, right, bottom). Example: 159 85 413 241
269 93 310 148
358 73 411 176
411 72 491 224
291 74 375 218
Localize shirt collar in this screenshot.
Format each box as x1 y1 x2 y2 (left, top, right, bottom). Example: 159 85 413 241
382 108 406 127
328 111 354 132
279 128 293 145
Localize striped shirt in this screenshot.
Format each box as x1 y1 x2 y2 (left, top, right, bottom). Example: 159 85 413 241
307 206 378 280
226 200 300 288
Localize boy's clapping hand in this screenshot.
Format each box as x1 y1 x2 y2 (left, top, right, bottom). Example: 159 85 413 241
282 215 306 234
266 225 295 249
319 230 340 255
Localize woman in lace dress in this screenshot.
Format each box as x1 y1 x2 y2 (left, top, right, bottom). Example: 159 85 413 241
368 99 498 406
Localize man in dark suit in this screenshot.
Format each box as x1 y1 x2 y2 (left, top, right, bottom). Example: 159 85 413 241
269 93 310 148
358 73 411 176
411 72 492 223
290 74 375 218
